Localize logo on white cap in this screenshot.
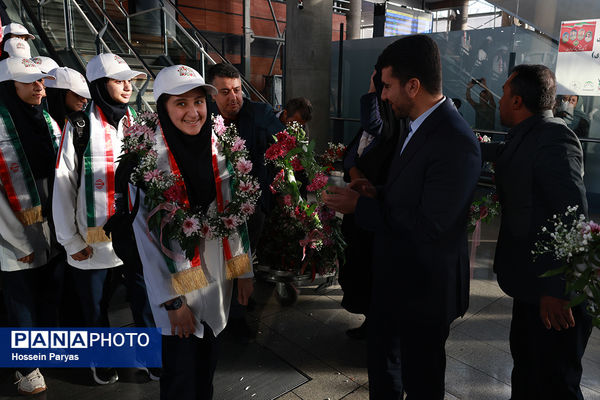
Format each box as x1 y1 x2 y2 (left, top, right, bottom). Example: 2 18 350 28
21 59 36 68
114 55 126 64
177 66 195 77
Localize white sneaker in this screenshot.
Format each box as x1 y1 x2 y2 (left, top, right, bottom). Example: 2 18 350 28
14 368 47 395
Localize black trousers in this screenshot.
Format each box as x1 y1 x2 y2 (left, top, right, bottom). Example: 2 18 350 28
161 325 220 400
509 298 593 400
367 314 450 400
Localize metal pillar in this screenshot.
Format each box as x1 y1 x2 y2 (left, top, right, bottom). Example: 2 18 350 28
450 0 468 31
285 0 332 150
242 0 252 79
346 0 361 39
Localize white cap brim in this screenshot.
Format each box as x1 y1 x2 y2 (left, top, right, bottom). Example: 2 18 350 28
12 73 55 83
72 86 91 99
157 82 217 100
106 69 147 81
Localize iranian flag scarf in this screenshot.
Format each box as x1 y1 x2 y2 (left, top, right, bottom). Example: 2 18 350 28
148 123 251 295
82 104 136 243
0 105 61 225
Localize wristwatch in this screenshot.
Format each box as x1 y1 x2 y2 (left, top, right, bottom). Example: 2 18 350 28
164 296 184 311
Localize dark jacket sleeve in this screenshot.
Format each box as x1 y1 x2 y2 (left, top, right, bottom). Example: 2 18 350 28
533 124 587 298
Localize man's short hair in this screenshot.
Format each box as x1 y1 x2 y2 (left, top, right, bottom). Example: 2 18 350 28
509 64 556 114
206 63 240 84
284 97 313 122
376 35 442 95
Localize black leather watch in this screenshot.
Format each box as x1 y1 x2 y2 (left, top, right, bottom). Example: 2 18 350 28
164 296 183 311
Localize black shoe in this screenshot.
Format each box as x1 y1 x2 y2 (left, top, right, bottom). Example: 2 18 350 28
91 367 118 385
346 321 368 340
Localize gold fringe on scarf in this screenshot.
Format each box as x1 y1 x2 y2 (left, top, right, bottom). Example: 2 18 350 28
86 226 111 243
172 267 209 295
16 206 43 226
226 253 251 280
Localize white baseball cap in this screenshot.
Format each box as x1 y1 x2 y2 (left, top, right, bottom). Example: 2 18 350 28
2 23 35 40
86 53 146 82
31 56 60 73
0 57 55 83
46 67 91 99
3 37 31 58
153 65 217 101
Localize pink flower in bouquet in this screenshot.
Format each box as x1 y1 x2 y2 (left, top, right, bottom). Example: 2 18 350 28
318 206 335 221
144 169 162 182
239 181 253 193
240 202 255 216
276 131 297 153
200 222 213 239
231 136 246 152
147 149 158 158
270 169 285 194
266 143 284 160
588 221 600 234
306 172 328 192
291 156 304 171
283 194 293 207
213 115 226 136
182 217 200 237
163 181 187 205
222 215 240 229
236 159 253 174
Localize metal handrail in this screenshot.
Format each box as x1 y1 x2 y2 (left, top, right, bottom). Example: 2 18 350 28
83 0 157 110
159 0 269 103
103 0 268 103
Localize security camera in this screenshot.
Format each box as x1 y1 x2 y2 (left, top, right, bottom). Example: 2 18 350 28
298 0 303 9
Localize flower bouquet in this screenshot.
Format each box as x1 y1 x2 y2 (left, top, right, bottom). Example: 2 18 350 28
259 122 346 278
533 206 600 327
122 113 260 261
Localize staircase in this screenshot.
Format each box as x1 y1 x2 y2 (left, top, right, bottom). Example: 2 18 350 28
13 0 266 111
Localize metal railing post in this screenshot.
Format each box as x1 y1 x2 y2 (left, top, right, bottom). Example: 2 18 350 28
64 0 73 50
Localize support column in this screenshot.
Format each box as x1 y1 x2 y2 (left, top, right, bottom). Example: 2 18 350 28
242 0 252 79
346 0 361 40
285 0 332 150
450 0 468 31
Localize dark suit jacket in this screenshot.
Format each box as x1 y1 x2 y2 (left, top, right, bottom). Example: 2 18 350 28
208 99 284 212
355 98 482 325
481 111 587 303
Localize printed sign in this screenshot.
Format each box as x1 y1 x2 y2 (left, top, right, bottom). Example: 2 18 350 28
0 328 162 368
555 19 600 96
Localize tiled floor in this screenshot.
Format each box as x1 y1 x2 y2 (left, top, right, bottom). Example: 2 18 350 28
247 220 600 400
1 219 599 399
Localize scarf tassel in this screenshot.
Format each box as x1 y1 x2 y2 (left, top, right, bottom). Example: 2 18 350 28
226 253 251 280
87 226 112 243
16 205 43 226
172 267 209 294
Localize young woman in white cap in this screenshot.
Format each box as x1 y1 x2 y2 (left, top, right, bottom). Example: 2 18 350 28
31 56 60 74
0 37 31 60
0 57 63 395
0 23 34 60
44 66 90 130
124 64 254 399
52 53 154 385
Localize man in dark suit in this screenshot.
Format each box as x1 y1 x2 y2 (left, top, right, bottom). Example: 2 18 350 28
482 64 592 400
323 35 481 399
207 63 284 340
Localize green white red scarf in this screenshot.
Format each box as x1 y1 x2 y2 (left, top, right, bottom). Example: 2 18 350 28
0 104 61 225
143 123 252 294
55 104 136 242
